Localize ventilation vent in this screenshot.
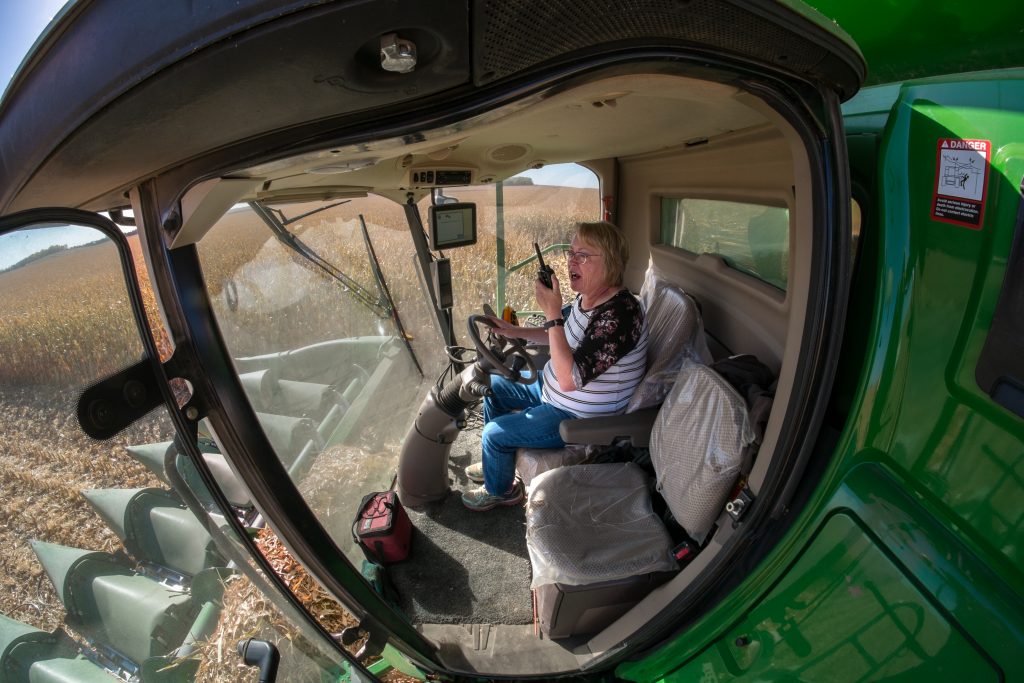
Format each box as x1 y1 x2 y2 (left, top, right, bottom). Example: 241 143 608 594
472 0 862 97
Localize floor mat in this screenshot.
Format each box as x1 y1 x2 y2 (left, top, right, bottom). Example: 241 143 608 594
387 437 534 625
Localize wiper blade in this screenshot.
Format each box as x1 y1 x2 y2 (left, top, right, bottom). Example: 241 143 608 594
360 214 423 378
249 201 390 319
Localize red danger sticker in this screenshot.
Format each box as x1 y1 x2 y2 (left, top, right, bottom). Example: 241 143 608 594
931 138 991 229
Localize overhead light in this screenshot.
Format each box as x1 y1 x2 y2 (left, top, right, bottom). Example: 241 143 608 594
380 33 417 74
307 158 379 174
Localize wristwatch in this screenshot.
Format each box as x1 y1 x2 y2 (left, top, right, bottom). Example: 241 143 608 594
543 318 565 329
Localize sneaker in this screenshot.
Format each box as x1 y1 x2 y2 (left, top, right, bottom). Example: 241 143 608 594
461 480 524 511
465 461 485 483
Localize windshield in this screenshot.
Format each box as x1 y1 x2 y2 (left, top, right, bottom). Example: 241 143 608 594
196 197 444 565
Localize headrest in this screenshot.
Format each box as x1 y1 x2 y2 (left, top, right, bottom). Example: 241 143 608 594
626 268 712 412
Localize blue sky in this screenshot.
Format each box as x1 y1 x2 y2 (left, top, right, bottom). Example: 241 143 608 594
517 164 598 189
0 1 75 270
0 225 105 271
0 1 68 104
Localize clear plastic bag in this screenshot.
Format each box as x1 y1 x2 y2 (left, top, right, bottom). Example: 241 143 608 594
626 263 713 412
650 360 756 542
515 444 593 489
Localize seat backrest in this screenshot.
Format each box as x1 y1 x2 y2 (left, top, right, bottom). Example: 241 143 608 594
626 268 713 412
649 359 755 543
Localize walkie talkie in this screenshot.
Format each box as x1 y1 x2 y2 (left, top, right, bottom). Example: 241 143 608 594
535 242 554 288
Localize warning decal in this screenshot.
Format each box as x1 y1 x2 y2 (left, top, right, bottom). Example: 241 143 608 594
931 138 991 229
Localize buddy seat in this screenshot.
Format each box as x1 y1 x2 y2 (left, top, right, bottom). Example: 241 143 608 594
524 359 755 638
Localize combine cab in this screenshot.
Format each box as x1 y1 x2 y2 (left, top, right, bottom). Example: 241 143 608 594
0 0 1022 681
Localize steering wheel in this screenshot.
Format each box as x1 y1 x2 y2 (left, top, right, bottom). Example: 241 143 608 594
466 314 538 385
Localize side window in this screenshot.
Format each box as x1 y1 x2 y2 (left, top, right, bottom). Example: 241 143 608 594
660 197 789 290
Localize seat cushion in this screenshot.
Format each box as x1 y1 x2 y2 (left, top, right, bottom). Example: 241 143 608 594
650 360 755 542
515 444 592 488
526 463 677 587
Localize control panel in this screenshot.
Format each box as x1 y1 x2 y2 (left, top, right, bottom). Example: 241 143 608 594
405 166 475 188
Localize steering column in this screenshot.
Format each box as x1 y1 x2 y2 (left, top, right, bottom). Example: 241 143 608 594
397 316 536 506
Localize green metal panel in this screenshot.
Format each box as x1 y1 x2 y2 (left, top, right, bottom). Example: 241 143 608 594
256 411 320 465
127 437 254 510
232 336 392 384
85 572 196 663
807 1 1024 86
0 617 77 683
83 487 226 577
137 495 226 576
28 656 114 683
0 616 53 661
620 463 1023 681
671 513 995 681
173 569 232 657
125 441 175 486
31 541 198 666
866 72 1024 577
30 541 115 606
325 337 415 447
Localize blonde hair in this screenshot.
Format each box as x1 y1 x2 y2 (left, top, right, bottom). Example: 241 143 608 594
576 221 628 286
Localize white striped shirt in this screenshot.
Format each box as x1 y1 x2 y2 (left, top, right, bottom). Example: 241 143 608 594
542 292 648 418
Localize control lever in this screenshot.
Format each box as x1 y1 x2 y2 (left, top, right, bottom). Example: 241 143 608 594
535 242 554 288
509 355 528 381
466 379 493 397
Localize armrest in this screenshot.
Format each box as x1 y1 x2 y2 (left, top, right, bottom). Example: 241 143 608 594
558 407 660 448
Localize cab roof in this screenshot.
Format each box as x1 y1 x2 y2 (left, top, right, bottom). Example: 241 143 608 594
0 0 864 215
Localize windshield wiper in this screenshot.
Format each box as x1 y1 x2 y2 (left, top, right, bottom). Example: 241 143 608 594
249 200 390 318
249 200 423 377
359 215 423 377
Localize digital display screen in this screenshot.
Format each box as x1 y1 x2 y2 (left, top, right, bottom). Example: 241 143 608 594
429 203 477 250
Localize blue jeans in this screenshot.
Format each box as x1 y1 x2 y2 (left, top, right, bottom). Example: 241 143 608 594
481 372 574 495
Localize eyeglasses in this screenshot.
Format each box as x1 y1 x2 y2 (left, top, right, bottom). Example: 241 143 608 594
563 249 601 265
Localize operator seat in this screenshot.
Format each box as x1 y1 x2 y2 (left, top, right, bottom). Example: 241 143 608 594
514 267 713 487
525 359 755 638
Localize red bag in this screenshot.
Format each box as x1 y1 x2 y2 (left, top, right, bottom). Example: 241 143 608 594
352 491 411 564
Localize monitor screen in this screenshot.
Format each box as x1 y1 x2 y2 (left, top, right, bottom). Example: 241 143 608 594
429 203 477 250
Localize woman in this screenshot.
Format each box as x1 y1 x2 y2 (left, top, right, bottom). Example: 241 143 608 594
462 221 648 511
